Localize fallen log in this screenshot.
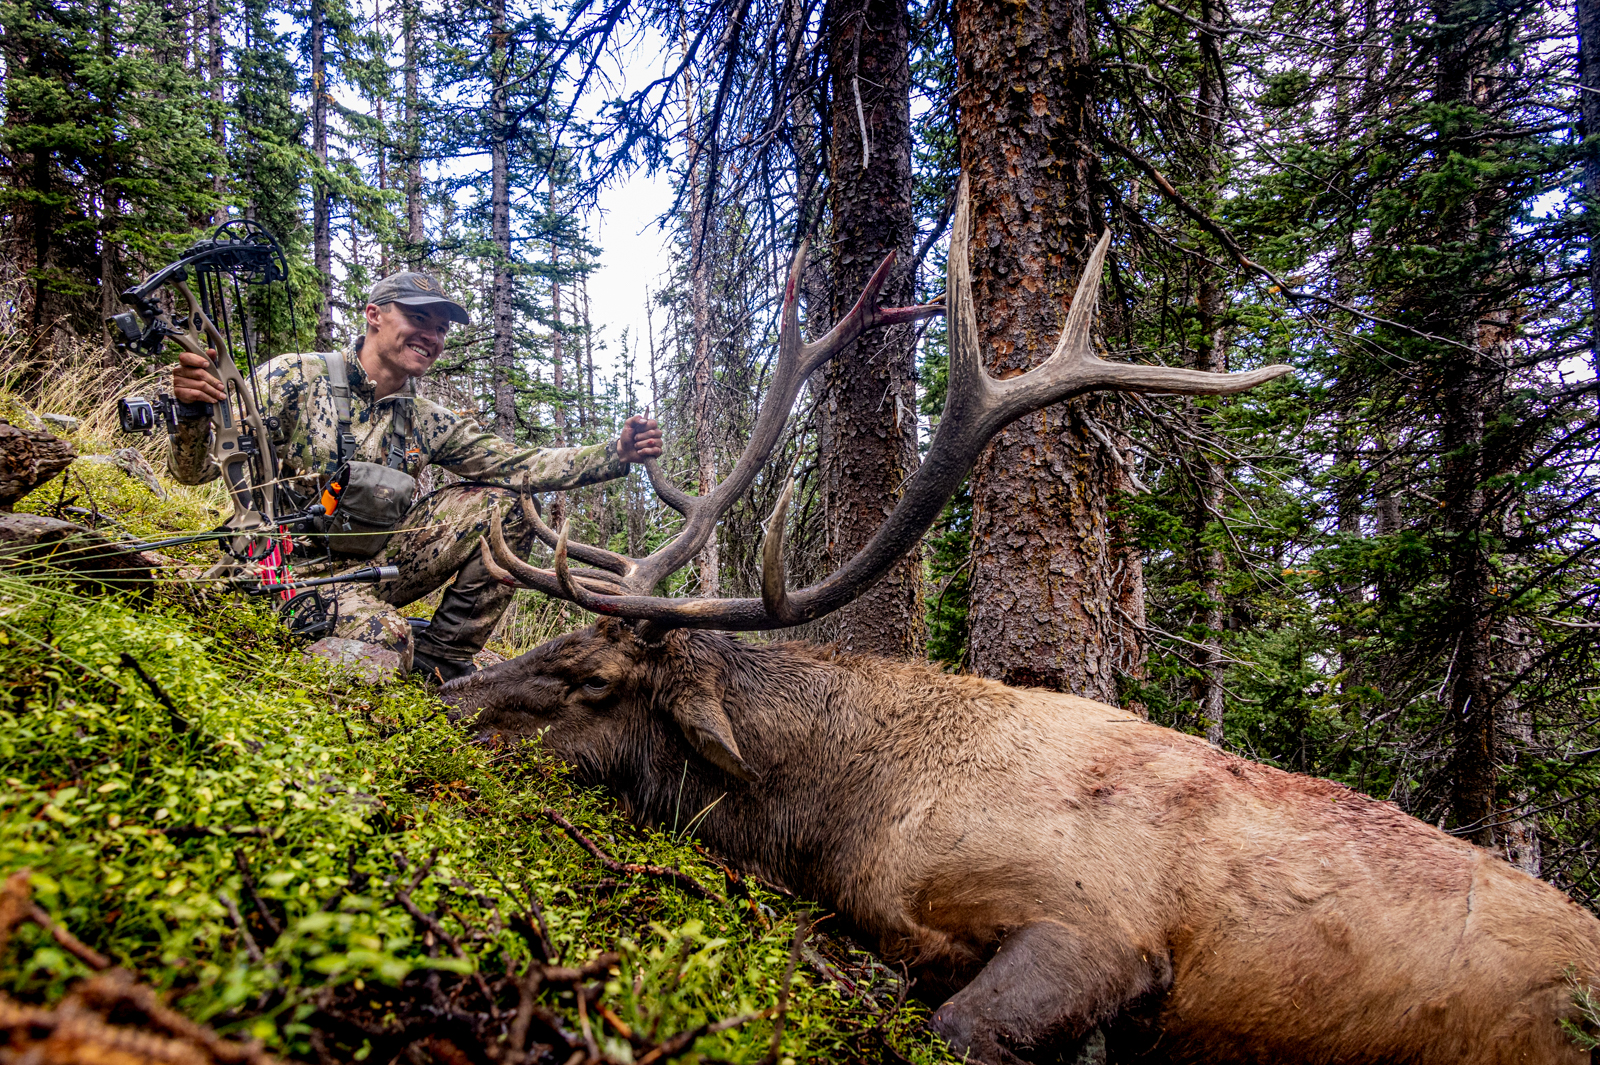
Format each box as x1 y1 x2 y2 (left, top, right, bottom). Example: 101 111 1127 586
0 511 159 599
0 420 75 509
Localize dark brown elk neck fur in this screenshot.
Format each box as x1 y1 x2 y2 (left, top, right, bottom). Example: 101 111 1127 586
608 631 989 899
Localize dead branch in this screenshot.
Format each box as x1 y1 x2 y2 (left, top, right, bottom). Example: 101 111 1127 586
540 810 725 904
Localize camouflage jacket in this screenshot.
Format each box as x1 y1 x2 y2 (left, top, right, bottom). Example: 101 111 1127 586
166 350 630 499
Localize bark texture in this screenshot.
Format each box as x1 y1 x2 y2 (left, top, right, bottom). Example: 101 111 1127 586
816 0 923 658
311 0 333 349
0 421 75 507
1580 0 1600 382
489 0 515 442
954 0 1144 700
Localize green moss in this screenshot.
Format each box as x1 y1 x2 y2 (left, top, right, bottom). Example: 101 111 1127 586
0 577 953 1062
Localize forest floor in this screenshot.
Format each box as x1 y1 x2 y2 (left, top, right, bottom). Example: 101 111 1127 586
0 361 959 1064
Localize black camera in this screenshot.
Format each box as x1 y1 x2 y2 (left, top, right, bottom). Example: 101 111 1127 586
117 393 212 435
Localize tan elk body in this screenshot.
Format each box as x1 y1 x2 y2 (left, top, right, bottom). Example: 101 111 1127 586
448 626 1600 1064
446 183 1600 1062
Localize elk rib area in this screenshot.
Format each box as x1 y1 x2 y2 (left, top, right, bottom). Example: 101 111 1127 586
954 0 1145 699
816 0 924 658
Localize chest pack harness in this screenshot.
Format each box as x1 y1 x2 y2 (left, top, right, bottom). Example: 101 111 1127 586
315 350 420 560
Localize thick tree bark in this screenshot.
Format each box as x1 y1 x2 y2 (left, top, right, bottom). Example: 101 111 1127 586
954 0 1144 700
815 0 923 658
311 0 333 349
489 0 516 442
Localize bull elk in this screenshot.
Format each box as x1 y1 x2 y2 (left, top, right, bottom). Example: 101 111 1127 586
443 181 1600 1064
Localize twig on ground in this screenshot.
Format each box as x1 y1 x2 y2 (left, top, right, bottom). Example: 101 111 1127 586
761 912 809 1065
232 849 281 937
218 893 263 963
1 869 113 970
540 809 725 903
119 652 191 733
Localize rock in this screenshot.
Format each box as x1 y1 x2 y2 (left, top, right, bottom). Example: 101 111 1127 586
474 647 506 669
39 413 80 432
78 448 167 499
304 637 403 684
8 405 46 432
0 421 76 508
0 511 157 600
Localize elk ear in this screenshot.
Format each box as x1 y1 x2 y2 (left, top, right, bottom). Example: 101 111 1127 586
669 696 759 783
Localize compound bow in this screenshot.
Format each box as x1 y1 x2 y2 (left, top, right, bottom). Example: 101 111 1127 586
108 219 293 583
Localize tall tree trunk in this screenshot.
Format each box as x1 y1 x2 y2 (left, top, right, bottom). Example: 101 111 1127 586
580 264 595 434
311 0 333 349
816 0 923 658
1192 0 1229 744
1580 0 1600 385
954 0 1144 700
403 0 423 263
208 0 225 224
97 0 118 331
489 0 516 441
684 50 718 596
1433 3 1506 851
551 226 565 447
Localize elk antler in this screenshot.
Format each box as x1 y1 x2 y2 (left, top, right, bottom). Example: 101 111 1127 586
487 176 1292 631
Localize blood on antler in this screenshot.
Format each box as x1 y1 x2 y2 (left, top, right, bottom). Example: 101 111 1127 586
482 177 1292 632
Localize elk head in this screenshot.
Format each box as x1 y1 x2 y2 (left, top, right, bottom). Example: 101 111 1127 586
444 178 1292 768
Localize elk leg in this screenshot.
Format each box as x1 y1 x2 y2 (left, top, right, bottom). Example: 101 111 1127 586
927 920 1170 1065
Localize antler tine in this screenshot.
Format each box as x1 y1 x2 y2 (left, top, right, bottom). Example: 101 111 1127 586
643 458 694 516
482 500 624 598
760 477 802 624
620 241 940 598
513 475 634 578
981 226 1291 427
552 519 615 611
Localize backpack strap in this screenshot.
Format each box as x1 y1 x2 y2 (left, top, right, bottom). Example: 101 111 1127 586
386 397 413 470
322 350 358 470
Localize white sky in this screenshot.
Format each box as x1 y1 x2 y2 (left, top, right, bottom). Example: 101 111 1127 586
581 164 675 390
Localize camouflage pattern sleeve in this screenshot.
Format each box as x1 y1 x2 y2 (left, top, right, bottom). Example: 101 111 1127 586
163 353 303 486
422 403 630 489
165 417 218 485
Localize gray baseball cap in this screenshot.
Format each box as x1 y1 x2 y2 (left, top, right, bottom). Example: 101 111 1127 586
367 271 470 324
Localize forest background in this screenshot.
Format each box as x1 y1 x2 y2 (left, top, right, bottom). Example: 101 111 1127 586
3 0 1600 924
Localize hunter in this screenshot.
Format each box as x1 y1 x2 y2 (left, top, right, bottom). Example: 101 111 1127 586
166 271 663 682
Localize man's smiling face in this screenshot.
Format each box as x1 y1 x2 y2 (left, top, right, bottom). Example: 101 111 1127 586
366 301 452 379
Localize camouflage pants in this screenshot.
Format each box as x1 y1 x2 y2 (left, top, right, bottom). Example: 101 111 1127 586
320 485 538 670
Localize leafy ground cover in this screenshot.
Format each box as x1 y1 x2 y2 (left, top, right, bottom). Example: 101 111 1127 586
0 378 958 1063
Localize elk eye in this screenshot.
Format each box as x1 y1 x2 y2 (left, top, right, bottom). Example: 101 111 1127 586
580 677 609 694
